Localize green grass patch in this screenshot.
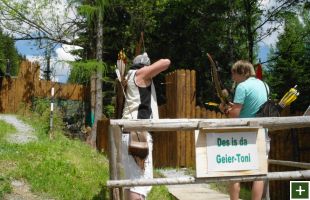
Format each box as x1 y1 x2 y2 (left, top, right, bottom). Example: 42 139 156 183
0 114 109 200
0 120 16 140
0 176 12 199
147 169 176 200
148 185 175 200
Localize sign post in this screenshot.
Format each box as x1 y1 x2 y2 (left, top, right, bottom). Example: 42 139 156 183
195 127 268 178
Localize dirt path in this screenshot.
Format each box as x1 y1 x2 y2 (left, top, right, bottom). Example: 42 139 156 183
0 114 52 200
0 114 37 144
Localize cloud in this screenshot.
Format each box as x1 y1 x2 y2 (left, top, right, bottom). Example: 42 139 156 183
55 45 82 61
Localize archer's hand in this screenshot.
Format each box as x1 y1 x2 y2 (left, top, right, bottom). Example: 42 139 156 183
219 102 233 114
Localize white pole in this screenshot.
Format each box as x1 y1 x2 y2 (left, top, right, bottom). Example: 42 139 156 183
50 87 54 133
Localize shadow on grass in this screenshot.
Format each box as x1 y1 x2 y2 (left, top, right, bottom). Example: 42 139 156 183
92 184 109 200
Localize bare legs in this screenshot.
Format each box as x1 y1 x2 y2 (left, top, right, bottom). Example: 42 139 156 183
229 181 264 200
251 181 264 200
229 182 240 200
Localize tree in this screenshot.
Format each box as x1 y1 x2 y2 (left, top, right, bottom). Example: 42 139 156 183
267 4 310 112
0 29 21 76
0 0 82 45
76 0 110 147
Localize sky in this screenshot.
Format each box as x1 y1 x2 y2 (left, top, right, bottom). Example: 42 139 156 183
14 0 280 83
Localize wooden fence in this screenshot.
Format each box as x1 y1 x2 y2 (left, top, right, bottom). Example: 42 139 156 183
97 69 310 199
0 61 87 113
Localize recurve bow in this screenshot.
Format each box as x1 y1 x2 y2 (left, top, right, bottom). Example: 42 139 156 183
135 32 145 56
207 53 230 107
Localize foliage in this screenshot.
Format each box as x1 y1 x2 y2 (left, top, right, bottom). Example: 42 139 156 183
0 29 21 76
30 98 65 134
266 4 310 112
103 104 115 118
68 59 108 84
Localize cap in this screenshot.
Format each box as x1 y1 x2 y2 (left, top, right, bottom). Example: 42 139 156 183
133 52 150 66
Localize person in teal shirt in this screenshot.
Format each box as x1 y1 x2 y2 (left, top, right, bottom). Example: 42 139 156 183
234 76 268 118
219 60 269 200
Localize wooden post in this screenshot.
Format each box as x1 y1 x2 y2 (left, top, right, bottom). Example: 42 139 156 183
108 125 123 200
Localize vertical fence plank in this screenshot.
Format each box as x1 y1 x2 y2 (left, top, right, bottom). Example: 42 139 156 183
185 70 191 166
190 70 196 167
177 70 186 167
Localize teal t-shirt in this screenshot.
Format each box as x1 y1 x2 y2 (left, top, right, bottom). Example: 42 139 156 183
233 77 268 118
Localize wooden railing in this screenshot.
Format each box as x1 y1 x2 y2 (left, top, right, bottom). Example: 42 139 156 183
107 116 310 200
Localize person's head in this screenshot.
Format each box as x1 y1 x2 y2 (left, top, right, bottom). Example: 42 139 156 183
231 60 256 83
131 52 150 69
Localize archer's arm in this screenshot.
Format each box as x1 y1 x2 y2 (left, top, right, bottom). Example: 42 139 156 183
135 59 171 87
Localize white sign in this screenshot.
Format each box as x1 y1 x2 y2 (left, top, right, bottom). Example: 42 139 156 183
207 131 259 172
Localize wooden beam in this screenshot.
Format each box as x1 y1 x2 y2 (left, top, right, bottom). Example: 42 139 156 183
110 116 310 132
269 159 310 169
107 170 310 188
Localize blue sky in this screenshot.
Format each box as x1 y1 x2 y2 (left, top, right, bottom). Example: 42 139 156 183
15 40 45 56
258 44 270 63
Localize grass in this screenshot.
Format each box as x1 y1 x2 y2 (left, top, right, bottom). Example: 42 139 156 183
0 120 17 198
0 114 109 200
148 169 176 200
148 185 175 200
0 119 16 140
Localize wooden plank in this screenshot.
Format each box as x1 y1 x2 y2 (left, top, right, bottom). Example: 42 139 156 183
107 170 310 187
108 125 122 200
172 71 178 166
96 119 110 153
195 106 201 118
185 70 191 167
10 79 16 112
167 73 173 166
110 116 310 132
268 159 310 169
190 70 196 167
177 70 186 167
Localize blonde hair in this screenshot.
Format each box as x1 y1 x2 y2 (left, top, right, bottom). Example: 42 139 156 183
231 60 256 78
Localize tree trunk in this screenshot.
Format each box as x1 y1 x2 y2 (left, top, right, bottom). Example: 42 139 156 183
244 0 254 63
90 10 103 148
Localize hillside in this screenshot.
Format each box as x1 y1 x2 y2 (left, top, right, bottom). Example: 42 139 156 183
0 114 109 200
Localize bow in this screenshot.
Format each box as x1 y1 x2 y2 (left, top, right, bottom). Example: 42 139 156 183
135 32 145 56
207 53 230 107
